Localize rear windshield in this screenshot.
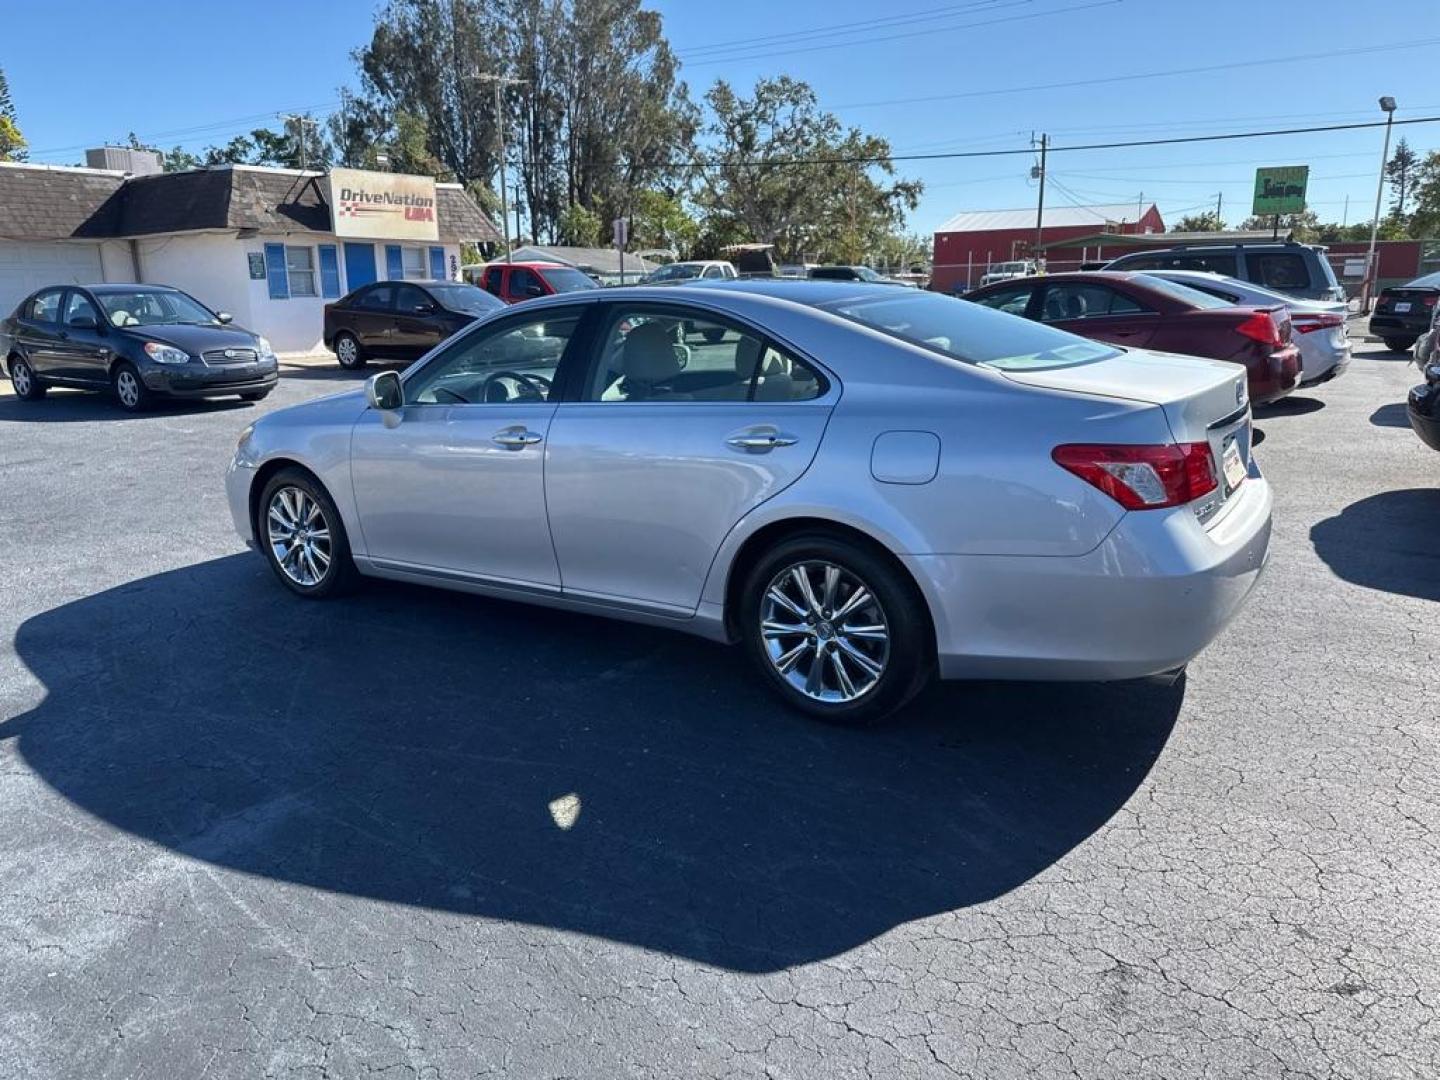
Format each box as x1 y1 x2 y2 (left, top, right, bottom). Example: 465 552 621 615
645 263 704 282
539 267 599 293
1132 274 1234 310
819 290 1119 371
427 284 504 314
1405 271 1440 288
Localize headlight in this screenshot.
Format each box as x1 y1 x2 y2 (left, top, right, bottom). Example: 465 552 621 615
257 336 277 360
143 342 190 365
236 423 255 451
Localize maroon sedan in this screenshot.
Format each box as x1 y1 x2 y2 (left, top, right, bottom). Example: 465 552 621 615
964 271 1301 405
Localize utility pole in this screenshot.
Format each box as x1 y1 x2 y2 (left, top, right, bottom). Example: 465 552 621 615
512 181 523 247
1215 191 1223 228
1032 133 1048 267
1365 96 1397 311
468 73 527 263
279 114 319 171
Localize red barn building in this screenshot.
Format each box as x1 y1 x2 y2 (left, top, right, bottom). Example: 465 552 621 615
931 202 1164 293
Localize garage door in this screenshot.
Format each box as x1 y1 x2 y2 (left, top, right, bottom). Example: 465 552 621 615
0 241 104 316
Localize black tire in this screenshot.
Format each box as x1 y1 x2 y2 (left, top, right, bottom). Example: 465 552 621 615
1383 336 1416 354
702 327 726 345
256 467 359 599
334 331 367 370
739 533 932 726
112 361 153 412
8 355 46 400
239 391 270 402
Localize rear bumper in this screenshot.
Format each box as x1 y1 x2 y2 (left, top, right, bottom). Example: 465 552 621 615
908 473 1272 681
1249 345 1302 405
1409 382 1440 452
1299 351 1350 387
1369 315 1429 339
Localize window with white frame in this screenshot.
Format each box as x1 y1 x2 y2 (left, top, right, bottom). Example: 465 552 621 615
402 246 428 281
286 246 317 297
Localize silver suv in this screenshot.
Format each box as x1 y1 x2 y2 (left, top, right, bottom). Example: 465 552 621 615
1105 242 1344 303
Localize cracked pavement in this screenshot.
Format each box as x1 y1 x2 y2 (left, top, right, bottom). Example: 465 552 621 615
1 343 1436 1078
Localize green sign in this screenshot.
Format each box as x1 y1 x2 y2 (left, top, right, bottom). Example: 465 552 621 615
1252 166 1309 215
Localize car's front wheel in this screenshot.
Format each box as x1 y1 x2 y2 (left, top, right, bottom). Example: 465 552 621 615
112 362 153 412
257 469 357 598
740 534 932 726
334 332 366 370
8 356 46 400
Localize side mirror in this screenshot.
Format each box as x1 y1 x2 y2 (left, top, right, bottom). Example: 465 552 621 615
365 370 403 410
216 312 234 324
68 315 98 330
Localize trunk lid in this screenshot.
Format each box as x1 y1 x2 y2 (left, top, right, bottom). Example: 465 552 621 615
1002 349 1252 523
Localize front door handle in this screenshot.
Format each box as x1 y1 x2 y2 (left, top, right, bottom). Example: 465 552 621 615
726 431 799 452
492 428 544 449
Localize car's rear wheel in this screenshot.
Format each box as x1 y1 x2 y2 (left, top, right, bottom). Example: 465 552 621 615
257 468 357 598
1383 336 1416 354
9 356 46 400
112 362 152 412
740 535 932 726
335 332 366 370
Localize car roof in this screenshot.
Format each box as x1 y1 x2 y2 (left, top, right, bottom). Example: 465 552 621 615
655 278 893 305
80 283 183 294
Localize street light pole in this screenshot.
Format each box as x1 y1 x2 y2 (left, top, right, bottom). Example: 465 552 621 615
1365 96 1397 311
468 73 527 264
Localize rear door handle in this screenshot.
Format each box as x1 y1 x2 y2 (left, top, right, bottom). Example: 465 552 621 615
492 428 544 449
726 431 799 452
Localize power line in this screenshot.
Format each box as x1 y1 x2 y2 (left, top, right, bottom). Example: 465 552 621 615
25 101 341 159
834 37 1440 110
680 0 1114 67
674 0 1018 57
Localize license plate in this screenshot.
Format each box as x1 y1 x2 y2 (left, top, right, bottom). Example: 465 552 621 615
1222 437 1247 490
1395 302 1412 313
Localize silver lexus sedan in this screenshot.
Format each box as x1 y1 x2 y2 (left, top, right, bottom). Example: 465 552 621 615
227 281 1272 725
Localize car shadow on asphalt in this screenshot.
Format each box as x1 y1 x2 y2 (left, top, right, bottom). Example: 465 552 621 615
1311 488 1440 603
1369 402 1413 428
1254 395 1325 418
278 361 406 383
4 555 1183 973
0 394 254 423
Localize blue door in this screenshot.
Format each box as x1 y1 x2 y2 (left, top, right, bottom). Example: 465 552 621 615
344 243 377 290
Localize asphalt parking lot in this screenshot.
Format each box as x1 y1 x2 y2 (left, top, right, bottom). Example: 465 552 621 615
1 340 1437 1079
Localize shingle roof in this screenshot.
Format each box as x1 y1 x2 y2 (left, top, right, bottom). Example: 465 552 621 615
0 163 500 243
0 163 127 241
936 203 1158 233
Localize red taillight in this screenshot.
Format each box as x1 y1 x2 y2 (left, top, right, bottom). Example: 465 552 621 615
1424 296 1438 307
1052 443 1218 510
1292 313 1345 334
1235 310 1283 346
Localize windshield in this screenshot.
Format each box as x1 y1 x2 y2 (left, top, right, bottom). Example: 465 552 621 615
541 267 599 293
821 290 1119 371
856 267 884 282
96 289 219 327
1132 274 1233 310
644 263 704 282
427 284 504 314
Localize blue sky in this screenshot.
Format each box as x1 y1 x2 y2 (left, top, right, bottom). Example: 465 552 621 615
5 0 1437 235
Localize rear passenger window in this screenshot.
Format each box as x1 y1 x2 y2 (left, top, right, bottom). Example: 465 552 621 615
584 307 825 403
1247 253 1309 291
358 285 395 311
1040 283 1149 321
25 289 63 323
1178 253 1238 275
972 283 1033 315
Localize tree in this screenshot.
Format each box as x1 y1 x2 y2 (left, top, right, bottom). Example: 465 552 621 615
1409 150 1440 238
557 203 601 246
630 188 699 254
200 119 330 170
1171 211 1224 233
0 66 26 162
694 77 921 262
1385 137 1420 220
1239 210 1320 242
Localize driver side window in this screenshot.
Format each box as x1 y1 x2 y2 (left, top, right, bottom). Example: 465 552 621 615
405 310 582 405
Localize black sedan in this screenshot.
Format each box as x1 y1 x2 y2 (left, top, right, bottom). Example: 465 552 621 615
1370 271 1440 353
1 284 278 412
322 280 504 370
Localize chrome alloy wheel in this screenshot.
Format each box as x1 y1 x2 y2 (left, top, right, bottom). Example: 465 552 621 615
11 361 32 396
336 335 358 366
760 561 890 703
266 486 332 587
115 368 141 408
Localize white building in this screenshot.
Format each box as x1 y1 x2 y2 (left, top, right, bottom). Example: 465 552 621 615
0 155 500 353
